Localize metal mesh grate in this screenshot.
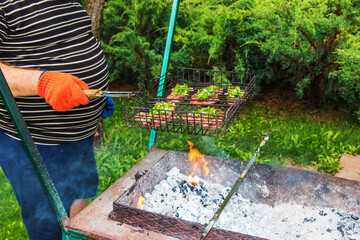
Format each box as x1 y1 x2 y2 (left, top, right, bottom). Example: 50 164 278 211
122 67 257 137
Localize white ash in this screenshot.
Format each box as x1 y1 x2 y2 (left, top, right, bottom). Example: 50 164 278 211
141 167 360 240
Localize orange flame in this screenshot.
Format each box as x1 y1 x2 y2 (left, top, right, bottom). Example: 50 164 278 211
137 196 144 208
186 140 209 177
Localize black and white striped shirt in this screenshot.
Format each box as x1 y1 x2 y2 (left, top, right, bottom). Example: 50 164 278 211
0 0 109 144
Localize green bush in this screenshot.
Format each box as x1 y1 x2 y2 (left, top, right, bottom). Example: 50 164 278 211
246 0 360 107
101 0 360 120
101 0 173 87
172 0 249 71
329 32 360 112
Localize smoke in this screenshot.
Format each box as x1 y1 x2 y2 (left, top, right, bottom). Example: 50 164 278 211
200 136 228 158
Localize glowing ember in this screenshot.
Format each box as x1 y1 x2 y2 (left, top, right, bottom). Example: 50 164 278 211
137 196 145 208
186 140 209 178
188 175 199 186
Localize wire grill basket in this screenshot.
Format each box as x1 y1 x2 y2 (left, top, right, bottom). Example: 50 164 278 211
122 67 256 137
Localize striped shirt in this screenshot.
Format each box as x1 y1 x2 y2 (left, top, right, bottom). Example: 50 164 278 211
0 0 109 144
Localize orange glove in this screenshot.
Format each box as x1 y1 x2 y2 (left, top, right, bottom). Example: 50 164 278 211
37 71 89 112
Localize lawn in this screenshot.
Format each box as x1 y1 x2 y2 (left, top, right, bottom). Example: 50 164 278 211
1 89 359 239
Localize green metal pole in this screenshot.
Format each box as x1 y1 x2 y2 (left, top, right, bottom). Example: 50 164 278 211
148 0 180 150
0 69 69 229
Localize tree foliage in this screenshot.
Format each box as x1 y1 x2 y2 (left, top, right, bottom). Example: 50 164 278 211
247 0 360 107
101 0 359 119
329 32 360 120
101 0 173 87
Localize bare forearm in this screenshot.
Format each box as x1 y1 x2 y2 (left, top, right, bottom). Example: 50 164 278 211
0 62 42 97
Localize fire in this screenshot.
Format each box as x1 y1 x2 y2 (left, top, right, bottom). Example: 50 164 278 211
188 175 199 185
137 196 144 208
186 140 209 177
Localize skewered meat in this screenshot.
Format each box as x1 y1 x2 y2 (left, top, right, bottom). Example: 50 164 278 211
135 112 178 127
181 107 224 130
135 102 177 127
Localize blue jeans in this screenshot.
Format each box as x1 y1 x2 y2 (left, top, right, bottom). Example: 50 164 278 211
0 131 98 240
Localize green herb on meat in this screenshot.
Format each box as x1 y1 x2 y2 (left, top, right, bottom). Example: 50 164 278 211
228 86 245 99
149 102 175 117
172 84 190 96
197 85 218 99
195 107 219 117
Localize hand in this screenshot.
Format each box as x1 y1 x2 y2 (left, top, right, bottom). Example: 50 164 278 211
101 97 114 119
37 71 89 111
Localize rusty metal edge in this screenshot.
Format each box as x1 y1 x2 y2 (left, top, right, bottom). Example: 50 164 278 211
66 148 171 240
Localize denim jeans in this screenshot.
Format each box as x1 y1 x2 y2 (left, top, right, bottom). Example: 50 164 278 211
0 131 98 240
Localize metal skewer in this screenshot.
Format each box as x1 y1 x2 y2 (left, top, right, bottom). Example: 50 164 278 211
83 89 136 98
200 133 269 240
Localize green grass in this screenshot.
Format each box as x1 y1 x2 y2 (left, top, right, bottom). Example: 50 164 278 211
1 97 359 239
0 170 28 240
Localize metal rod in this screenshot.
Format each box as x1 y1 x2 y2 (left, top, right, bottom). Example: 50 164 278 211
200 133 269 240
0 69 69 228
148 0 180 150
83 89 137 98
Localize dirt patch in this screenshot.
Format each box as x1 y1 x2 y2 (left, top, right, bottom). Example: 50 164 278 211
254 87 310 112
287 161 317 172
335 154 360 182
252 87 351 124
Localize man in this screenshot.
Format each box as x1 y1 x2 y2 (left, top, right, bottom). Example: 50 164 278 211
0 0 110 239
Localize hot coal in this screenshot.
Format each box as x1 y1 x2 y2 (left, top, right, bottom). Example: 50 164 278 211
141 167 360 240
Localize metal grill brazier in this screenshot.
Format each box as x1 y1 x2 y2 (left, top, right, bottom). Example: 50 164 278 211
108 150 360 240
